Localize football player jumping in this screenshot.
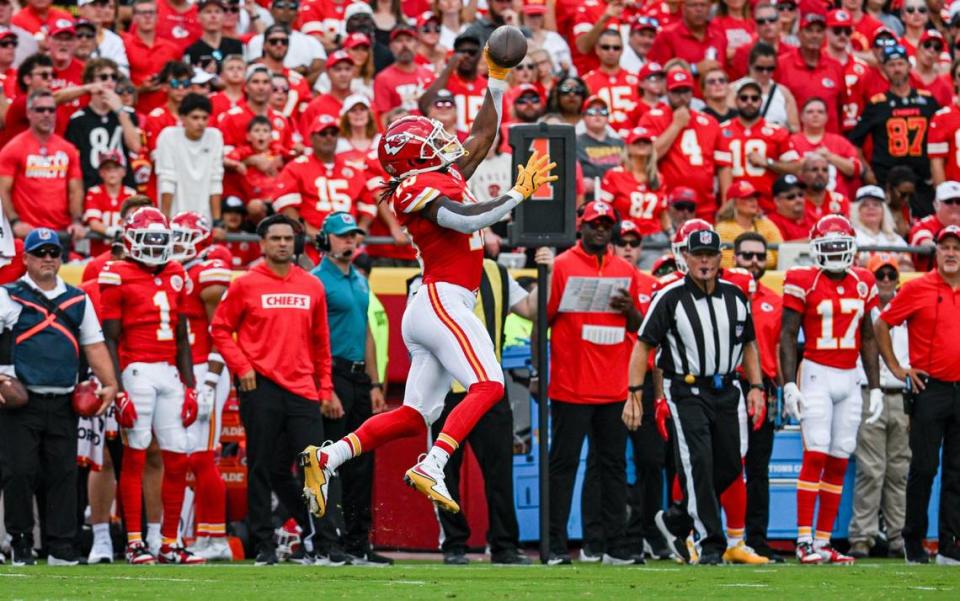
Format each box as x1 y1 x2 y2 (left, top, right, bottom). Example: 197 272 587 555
100 208 203 565
780 215 883 565
171 212 234 561
301 46 557 516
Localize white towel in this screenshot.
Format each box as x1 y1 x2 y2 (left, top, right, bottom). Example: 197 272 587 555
0 211 16 264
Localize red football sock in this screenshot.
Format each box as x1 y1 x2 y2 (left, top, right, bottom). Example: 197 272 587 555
189 451 226 538
435 381 504 454
796 450 828 541
353 405 426 453
721 472 747 540
161 451 190 546
671 474 683 503
119 446 146 542
815 456 849 544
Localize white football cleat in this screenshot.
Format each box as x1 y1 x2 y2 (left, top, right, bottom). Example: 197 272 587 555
87 540 114 564
196 537 233 561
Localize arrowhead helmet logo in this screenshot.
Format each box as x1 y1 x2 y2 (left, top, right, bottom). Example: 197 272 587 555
383 133 411 156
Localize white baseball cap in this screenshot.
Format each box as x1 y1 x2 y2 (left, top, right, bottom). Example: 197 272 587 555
339 93 371 116
936 180 960 203
855 185 886 202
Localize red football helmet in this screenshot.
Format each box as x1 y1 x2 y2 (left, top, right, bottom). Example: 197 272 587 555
377 115 465 179
810 214 856 272
671 218 714 274
202 243 234 266
170 211 212 261
124 207 172 266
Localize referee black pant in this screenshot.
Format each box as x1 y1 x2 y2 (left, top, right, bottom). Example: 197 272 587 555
0 393 78 557
902 378 960 551
581 375 663 555
548 399 628 555
744 380 777 547
316 363 375 555
238 374 324 552
431 391 521 554
661 379 742 555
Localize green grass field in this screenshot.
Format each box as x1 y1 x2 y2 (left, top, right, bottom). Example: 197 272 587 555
2 559 959 600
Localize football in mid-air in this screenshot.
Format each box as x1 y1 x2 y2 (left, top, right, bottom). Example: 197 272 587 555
0 375 28 409
72 379 101 417
486 26 528 69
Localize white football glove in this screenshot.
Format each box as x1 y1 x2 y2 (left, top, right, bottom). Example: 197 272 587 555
865 388 883 425
783 382 804 422
104 225 123 240
197 382 216 422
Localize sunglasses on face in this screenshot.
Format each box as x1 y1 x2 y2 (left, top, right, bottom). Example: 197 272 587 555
923 41 943 52
599 44 622 51
736 251 767 261
558 84 585 95
584 107 608 116
96 72 118 82
752 64 775 73
28 247 61 259
738 94 761 102
31 70 53 80
706 77 727 85
434 100 454 108
875 268 899 281
515 63 535 71
168 78 192 89
272 86 289 93
133 9 156 16
672 201 696 212
874 37 897 47
272 1 299 9
456 47 479 56
0 39 17 48
515 95 542 105
831 27 852 36
941 197 960 205
777 3 797 11
266 37 289 46
30 106 56 114
904 5 928 14
314 128 338 137
615 239 642 248
779 191 802 200
420 24 440 33
755 16 778 25
117 86 135 95
76 31 96 39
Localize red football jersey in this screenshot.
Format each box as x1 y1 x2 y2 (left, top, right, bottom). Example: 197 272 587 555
599 167 666 235
572 0 637 75
446 72 486 132
142 106 179 155
183 257 233 363
273 154 377 228
83 185 137 257
782 265 879 369
209 91 242 119
909 214 943 272
153 0 201 51
123 33 183 113
804 190 850 223
582 68 641 135
392 166 484 291
928 105 960 182
639 106 729 222
790 132 862 199
752 282 782 380
217 103 294 154
225 239 262 269
720 118 798 214
98 259 189 368
371 64 436 117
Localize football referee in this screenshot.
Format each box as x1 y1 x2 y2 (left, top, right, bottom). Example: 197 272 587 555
625 229 765 565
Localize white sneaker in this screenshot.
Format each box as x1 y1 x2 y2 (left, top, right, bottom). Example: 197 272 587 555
936 553 960 565
578 548 602 563
47 554 80 566
87 541 114 564
196 537 233 561
187 536 210 555
403 454 460 513
147 536 162 557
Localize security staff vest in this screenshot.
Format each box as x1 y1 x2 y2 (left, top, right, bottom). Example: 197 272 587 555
452 259 509 393
1 282 85 388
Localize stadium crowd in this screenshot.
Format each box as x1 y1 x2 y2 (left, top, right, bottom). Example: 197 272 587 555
0 0 958 567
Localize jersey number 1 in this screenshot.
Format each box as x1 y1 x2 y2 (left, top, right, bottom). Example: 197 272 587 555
153 291 174 341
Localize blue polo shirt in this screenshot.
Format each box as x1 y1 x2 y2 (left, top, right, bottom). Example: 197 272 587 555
311 257 369 362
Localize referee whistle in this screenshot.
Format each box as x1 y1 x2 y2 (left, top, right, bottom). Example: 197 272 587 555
684 374 695 385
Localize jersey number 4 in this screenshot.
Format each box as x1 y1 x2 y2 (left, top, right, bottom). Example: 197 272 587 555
815 298 864 350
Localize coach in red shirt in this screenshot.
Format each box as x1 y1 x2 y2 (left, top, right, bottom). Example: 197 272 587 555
876 225 960 564
777 12 847 133
544 200 644 565
210 214 332 564
648 0 727 79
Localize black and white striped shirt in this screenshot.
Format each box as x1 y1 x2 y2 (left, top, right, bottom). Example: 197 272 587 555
639 275 755 377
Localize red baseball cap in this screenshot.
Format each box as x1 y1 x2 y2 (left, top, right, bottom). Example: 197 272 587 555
666 69 694 91
799 12 827 29
619 219 641 237
309 113 340 135
390 23 417 41
0 27 16 41
631 15 660 32
513 83 544 102
826 9 851 28
416 11 438 29
625 126 655 145
97 150 125 167
919 28 945 48
583 94 607 111
937 224 960 244
727 180 759 200
669 186 699 204
343 32 371 49
871 26 897 45
523 0 547 15
581 200 617 224
326 49 353 69
48 21 76 38
638 61 665 80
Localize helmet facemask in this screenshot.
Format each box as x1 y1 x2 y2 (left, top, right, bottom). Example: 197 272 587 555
126 227 172 266
393 118 466 179
811 234 856 272
171 225 204 262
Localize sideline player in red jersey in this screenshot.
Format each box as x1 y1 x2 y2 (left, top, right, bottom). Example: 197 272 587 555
780 215 882 565
170 212 234 561
652 218 766 564
301 46 558 517
99 207 202 565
